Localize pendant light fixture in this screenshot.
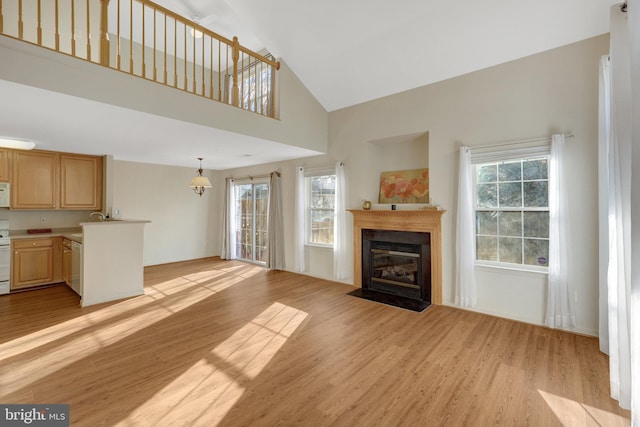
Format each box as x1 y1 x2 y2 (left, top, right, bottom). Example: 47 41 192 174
189 157 212 196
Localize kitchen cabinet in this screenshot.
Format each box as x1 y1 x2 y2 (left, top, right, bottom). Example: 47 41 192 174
59 154 103 210
62 239 72 285
11 151 57 209
9 150 103 210
0 148 10 182
11 238 55 290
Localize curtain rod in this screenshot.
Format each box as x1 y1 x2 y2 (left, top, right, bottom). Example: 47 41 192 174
470 133 574 151
230 171 280 181
621 2 627 12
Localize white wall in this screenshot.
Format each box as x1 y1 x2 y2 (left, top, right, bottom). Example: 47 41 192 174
111 160 220 266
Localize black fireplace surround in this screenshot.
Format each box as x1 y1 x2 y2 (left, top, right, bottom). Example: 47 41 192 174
361 229 432 308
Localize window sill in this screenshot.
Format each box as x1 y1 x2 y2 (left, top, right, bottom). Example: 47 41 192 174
305 243 334 251
475 262 548 275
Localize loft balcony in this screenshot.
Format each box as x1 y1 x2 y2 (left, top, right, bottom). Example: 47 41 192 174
0 0 280 118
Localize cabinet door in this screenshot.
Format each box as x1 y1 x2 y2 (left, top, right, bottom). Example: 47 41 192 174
59 154 103 210
12 245 54 289
0 148 10 182
11 151 57 209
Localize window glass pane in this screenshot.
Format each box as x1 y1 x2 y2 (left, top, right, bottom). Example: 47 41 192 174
498 182 522 207
498 162 521 182
311 175 336 209
310 209 334 244
477 184 497 208
523 211 549 238
476 236 498 261
524 239 549 266
477 164 497 183
499 237 522 263
498 212 522 237
523 159 548 180
523 181 548 207
476 211 497 235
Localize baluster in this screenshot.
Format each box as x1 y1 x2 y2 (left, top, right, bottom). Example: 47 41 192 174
37 0 42 45
209 36 213 99
86 0 90 60
173 18 177 87
153 8 156 81
193 24 196 93
100 0 110 66
141 3 145 78
116 0 121 69
18 0 23 39
128 0 132 73
201 34 205 96
55 0 60 50
232 36 239 107
0 0 3 34
163 13 167 84
183 23 186 90
71 0 75 56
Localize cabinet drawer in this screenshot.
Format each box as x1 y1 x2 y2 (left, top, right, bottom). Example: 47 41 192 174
13 238 54 249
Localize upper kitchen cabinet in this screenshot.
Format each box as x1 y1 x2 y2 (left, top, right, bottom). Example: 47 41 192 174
0 149 11 182
59 154 103 210
10 150 103 210
11 150 57 209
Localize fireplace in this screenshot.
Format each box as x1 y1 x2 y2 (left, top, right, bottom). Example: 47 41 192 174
348 209 445 308
362 229 431 303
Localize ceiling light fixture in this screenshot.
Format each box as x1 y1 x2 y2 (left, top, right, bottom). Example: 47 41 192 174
189 157 212 197
0 136 35 150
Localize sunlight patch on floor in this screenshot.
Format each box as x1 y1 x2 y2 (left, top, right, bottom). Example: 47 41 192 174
538 389 630 426
122 302 308 426
0 268 260 396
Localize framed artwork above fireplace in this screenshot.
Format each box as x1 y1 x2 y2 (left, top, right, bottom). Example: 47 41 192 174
379 168 429 204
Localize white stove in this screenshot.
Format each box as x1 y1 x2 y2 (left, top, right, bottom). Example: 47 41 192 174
0 220 10 294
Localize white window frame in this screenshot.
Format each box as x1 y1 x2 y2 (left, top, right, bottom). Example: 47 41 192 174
304 172 336 248
471 145 551 273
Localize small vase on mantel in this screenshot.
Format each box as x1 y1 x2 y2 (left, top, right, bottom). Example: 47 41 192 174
362 200 372 210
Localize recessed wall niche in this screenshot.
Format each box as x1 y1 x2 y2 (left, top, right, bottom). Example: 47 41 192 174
365 132 429 204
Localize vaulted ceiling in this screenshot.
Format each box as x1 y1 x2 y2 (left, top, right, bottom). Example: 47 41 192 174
0 0 619 169
159 0 619 111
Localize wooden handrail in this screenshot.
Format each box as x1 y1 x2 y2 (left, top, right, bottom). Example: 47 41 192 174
0 0 280 118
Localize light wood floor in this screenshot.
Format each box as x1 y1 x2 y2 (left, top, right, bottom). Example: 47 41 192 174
0 257 631 426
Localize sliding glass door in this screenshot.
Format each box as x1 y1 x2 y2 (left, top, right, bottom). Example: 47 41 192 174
234 182 269 264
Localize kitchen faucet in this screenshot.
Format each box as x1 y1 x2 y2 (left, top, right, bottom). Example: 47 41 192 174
89 211 105 222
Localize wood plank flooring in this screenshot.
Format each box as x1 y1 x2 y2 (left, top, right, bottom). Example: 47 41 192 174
0 257 631 426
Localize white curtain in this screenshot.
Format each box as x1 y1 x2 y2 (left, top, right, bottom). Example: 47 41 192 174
220 177 236 260
267 172 284 270
598 5 636 416
294 166 306 272
545 134 575 328
455 146 477 307
333 162 349 281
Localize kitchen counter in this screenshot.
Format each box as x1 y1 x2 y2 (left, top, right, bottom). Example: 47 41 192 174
10 227 83 243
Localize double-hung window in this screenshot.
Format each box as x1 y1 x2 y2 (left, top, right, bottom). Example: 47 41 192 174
474 149 550 270
305 174 336 247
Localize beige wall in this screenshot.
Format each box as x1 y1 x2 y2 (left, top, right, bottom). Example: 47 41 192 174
111 160 220 266
223 34 608 336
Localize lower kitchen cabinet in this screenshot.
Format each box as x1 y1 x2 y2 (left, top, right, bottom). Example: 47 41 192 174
11 237 63 290
62 239 72 285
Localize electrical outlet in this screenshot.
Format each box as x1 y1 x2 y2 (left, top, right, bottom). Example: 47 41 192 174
114 209 120 217
40 217 46 224
574 291 578 304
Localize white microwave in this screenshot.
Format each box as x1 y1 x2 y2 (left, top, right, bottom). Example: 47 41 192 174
0 183 9 207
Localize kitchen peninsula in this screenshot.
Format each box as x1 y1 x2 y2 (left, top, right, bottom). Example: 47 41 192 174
79 219 150 307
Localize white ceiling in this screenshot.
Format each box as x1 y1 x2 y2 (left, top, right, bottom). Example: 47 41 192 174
1 0 618 169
